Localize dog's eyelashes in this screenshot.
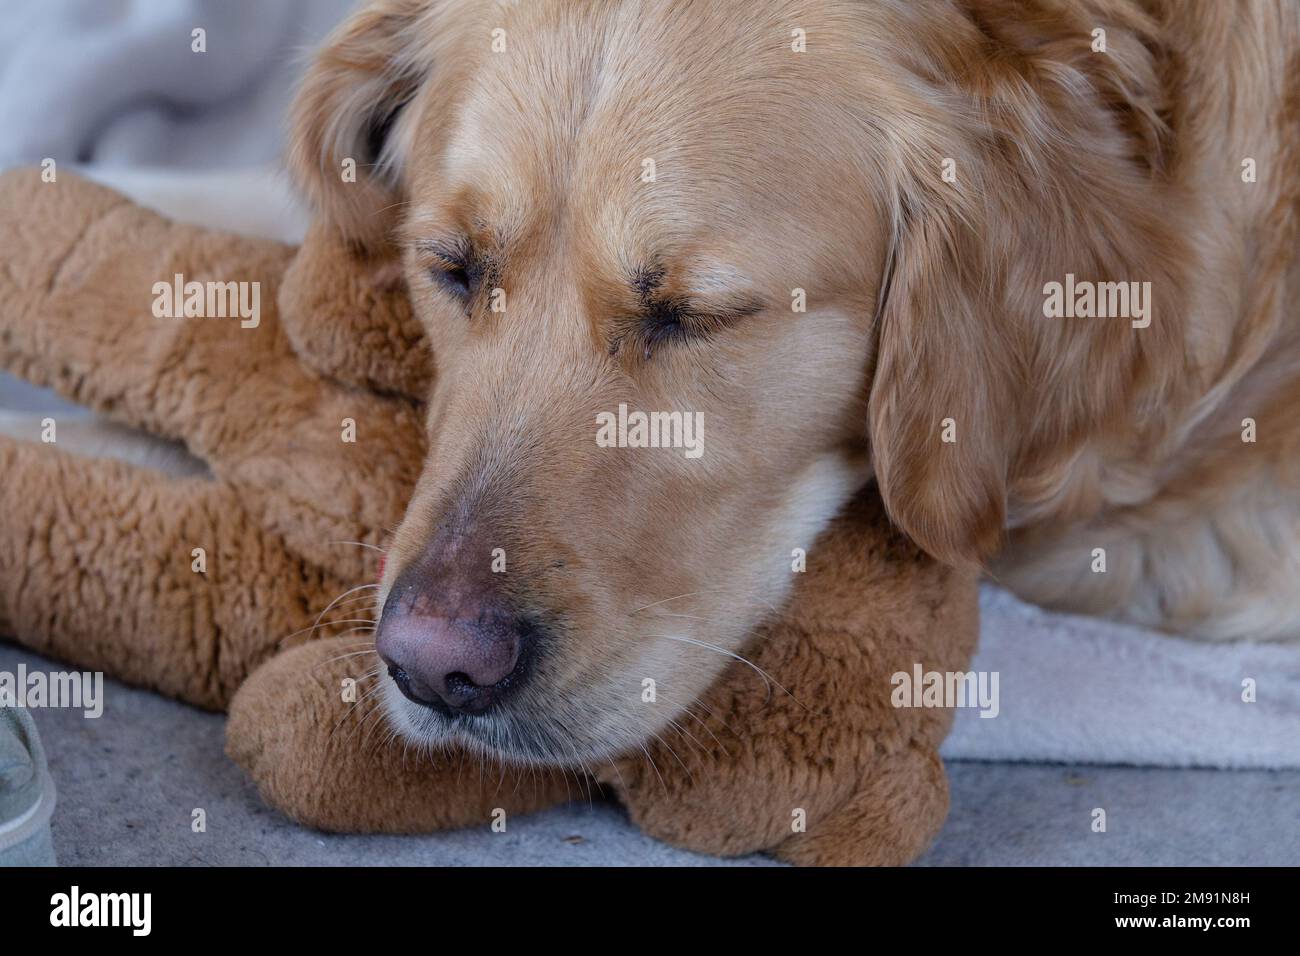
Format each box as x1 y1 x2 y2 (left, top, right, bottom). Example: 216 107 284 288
627 296 761 360
642 301 690 349
624 265 766 359
415 238 484 302
431 261 475 298
426 253 483 301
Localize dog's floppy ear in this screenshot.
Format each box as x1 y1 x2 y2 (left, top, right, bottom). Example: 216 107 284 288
867 0 1186 569
285 0 481 394
289 0 470 247
867 193 1015 569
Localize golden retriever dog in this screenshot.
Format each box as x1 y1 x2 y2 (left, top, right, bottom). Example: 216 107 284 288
287 0 1300 764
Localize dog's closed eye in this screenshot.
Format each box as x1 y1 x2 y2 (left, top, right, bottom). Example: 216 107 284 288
607 297 763 361
623 266 763 358
421 240 483 302
640 297 692 348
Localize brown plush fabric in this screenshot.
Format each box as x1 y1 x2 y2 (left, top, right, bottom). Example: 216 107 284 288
604 497 975 865
0 168 977 864
0 168 423 708
279 221 433 399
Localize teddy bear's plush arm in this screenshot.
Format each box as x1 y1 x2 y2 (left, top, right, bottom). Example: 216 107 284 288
0 169 294 447
0 170 423 565
226 641 577 832
0 435 352 708
0 169 420 704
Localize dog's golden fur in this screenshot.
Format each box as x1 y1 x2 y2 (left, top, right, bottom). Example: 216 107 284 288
288 0 1300 761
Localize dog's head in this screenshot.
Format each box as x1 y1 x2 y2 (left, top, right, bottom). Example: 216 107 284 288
292 0 1184 764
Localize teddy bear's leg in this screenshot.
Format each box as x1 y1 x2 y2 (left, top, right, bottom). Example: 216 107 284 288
601 642 893 862
606 646 957 866
771 742 951 866
607 626 967 866
227 637 578 832
0 169 425 587
0 168 294 446
600 494 980 865
0 435 357 710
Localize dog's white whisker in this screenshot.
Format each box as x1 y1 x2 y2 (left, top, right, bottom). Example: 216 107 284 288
352 694 395 749
330 688 383 743
645 729 693 784
319 645 379 667
633 740 668 795
308 582 384 639
651 633 810 711
627 588 740 615
279 618 380 644
628 587 782 619
330 540 388 554
660 714 708 759
313 598 379 620
652 692 733 754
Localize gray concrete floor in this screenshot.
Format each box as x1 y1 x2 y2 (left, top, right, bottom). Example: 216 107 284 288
4 646 1296 866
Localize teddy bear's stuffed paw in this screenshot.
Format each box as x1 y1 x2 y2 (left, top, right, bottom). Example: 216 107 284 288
227 637 575 833
773 743 951 866
278 221 433 399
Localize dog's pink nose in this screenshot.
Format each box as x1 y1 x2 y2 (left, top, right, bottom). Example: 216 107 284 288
377 609 523 715
377 507 538 716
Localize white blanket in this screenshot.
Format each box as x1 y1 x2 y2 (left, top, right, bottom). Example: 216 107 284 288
945 588 1299 768
0 0 353 170
1 0 1296 772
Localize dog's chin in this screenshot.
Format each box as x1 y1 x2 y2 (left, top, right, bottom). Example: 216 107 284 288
376 677 640 768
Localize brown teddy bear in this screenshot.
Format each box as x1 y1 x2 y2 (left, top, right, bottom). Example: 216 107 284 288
0 168 978 865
